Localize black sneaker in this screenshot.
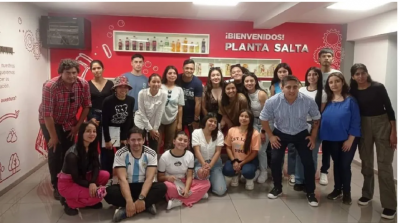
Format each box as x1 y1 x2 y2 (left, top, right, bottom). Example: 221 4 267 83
112 207 127 222
358 197 371 206
293 184 305 192
53 189 61 200
381 208 397 220
268 187 282 199
146 204 157 215
307 193 319 207
327 189 342 200
64 205 78 216
342 193 352 205
60 197 66 206
87 202 103 209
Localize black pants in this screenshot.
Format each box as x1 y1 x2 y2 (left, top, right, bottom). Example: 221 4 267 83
182 122 194 151
271 129 315 193
323 138 359 193
40 124 74 189
320 143 331 174
145 132 159 152
266 142 272 168
104 182 167 208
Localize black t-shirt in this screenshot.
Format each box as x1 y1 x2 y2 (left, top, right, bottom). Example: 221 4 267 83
350 81 395 121
235 82 244 94
177 74 203 124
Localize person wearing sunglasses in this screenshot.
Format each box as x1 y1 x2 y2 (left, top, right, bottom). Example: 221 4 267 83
202 67 223 123
38 59 92 200
159 66 185 153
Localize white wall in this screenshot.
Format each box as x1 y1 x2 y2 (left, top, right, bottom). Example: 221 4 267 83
349 10 397 179
0 3 49 191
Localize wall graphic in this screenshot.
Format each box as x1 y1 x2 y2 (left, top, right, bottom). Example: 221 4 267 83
6 128 17 143
313 28 343 69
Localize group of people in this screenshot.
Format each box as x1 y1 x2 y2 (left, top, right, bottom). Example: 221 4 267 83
38 47 397 222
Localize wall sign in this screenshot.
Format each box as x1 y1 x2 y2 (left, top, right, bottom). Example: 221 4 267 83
0 46 15 54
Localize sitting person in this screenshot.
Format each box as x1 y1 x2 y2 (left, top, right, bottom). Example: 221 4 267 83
158 131 211 210
104 127 167 222
192 112 227 196
58 121 110 216
222 109 260 190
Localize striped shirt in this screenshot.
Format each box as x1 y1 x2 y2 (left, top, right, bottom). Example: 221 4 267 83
113 145 157 183
260 92 321 135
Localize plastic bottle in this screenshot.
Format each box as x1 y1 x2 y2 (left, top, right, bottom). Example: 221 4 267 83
195 42 200 53
176 39 181 52
183 38 188 52
125 37 130 50
189 42 194 53
201 38 206 53
171 41 176 52
159 40 164 52
118 39 122 50
139 42 144 51
164 37 169 52
152 36 157 51
145 38 150 51
132 36 137 50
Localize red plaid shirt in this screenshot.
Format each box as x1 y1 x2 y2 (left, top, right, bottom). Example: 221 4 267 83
38 76 91 131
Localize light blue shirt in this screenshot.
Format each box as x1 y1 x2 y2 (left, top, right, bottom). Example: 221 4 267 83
122 72 148 111
260 92 321 135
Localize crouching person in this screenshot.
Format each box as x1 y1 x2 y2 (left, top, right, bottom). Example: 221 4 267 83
104 127 167 222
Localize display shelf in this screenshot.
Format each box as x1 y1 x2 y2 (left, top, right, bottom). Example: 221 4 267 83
190 57 281 77
113 31 210 54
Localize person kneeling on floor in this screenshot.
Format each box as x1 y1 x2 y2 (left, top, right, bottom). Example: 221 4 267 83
104 127 167 222
58 121 110 216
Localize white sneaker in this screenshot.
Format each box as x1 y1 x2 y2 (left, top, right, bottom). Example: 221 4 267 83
289 175 295 186
319 173 328 185
202 193 209 199
167 199 182 210
231 175 239 187
245 179 254 190
257 170 268 183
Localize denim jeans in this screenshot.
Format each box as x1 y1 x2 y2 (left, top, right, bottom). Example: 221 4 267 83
253 118 268 172
295 134 321 184
222 158 259 179
194 158 227 196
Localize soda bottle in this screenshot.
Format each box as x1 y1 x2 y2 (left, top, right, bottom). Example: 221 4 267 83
164 37 169 52
171 41 176 52
176 39 181 52
189 42 194 53
183 38 188 52
195 42 200 53
201 38 206 53
132 36 137 50
152 36 157 51
125 37 130 50
146 38 150 51
159 40 164 52
139 42 144 51
118 39 122 50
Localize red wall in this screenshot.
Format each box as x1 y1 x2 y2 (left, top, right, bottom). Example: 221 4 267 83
49 14 344 81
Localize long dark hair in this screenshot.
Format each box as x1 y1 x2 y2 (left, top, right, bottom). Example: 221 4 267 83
304 67 323 111
242 72 268 107
349 63 373 92
201 112 219 141
239 109 255 154
161 65 179 84
205 67 223 110
90 60 104 70
221 81 236 107
325 72 350 103
75 121 99 178
271 63 293 87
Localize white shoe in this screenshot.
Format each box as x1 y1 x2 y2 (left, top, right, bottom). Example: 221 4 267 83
167 199 182 210
245 179 254 190
319 173 328 185
202 193 209 199
289 175 295 186
257 170 268 183
231 175 239 187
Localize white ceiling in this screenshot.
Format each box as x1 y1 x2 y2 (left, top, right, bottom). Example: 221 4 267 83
31 2 397 29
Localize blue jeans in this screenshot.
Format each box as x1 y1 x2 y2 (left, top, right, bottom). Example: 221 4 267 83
294 135 321 184
253 119 268 171
222 158 259 179
194 158 227 196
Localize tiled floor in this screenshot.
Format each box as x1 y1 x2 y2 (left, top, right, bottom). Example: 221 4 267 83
0 160 396 223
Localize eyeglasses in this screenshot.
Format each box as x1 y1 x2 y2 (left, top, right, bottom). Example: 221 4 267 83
224 79 235 84
69 92 75 103
165 90 172 106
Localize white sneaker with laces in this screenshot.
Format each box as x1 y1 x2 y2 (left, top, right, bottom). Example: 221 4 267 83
202 193 209 199
289 175 295 186
231 175 239 187
319 173 328 185
167 199 182 210
257 170 268 183
245 179 254 190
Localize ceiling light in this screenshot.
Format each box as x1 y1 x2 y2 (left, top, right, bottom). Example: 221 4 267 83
327 2 390 11
192 1 239 6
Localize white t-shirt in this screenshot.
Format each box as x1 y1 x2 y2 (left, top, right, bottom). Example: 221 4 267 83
322 69 341 86
113 145 157 183
161 85 185 125
299 86 327 121
158 150 194 179
192 129 224 161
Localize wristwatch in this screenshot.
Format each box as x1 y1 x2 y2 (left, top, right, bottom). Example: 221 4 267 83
138 194 146 201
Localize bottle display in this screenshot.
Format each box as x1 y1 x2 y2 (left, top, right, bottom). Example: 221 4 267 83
125 37 130 50
201 38 206 53
171 41 176 52
195 42 200 53
189 42 194 53
164 37 169 52
152 36 157 51
146 38 150 51
183 38 188 52
132 36 137 50
176 39 181 52
159 40 164 52
118 39 122 50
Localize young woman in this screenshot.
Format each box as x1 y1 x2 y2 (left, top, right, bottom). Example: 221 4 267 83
349 63 397 219
320 72 361 205
58 121 110 216
159 66 185 152
192 112 226 196
270 63 293 96
242 73 269 183
294 67 327 191
202 67 223 123
135 73 168 152
158 131 211 210
219 80 248 130
102 76 135 178
222 109 261 190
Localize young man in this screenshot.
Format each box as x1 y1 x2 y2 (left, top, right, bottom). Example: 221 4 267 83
177 59 203 149
318 47 341 185
230 64 246 94
260 75 321 207
122 54 148 117
38 59 91 200
104 127 167 222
